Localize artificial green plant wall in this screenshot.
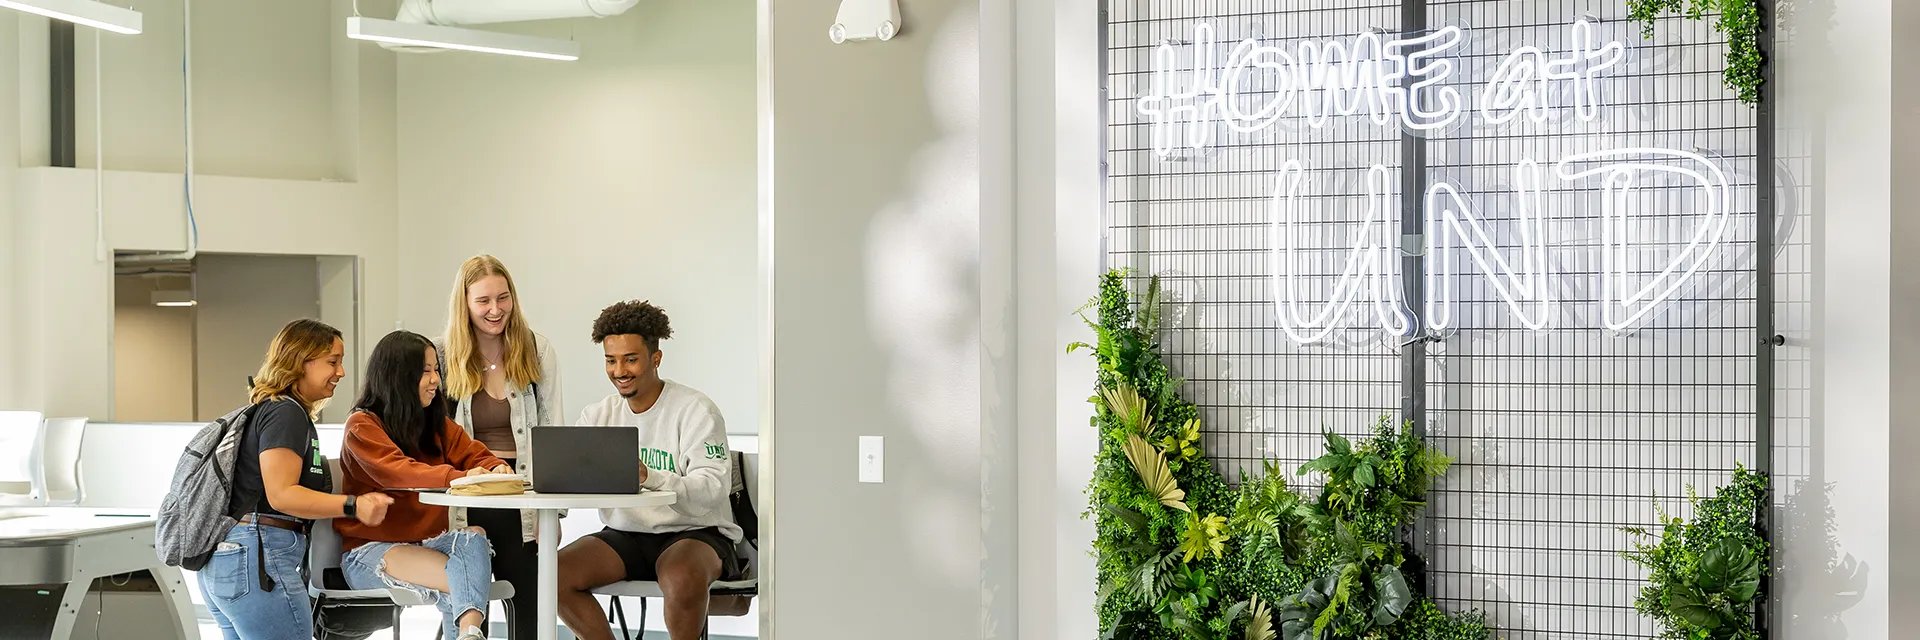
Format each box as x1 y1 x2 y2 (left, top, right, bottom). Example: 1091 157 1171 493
1077 269 1492 640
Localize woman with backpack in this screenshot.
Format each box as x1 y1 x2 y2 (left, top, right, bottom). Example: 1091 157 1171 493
436 254 564 640
201 319 395 639
336 330 512 640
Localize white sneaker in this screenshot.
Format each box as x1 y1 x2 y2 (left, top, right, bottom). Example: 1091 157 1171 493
456 626 487 640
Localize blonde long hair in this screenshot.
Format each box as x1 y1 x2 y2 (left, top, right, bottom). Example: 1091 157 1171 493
248 319 342 419
444 255 541 401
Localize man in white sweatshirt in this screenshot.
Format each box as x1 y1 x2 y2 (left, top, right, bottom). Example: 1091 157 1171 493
555 300 740 640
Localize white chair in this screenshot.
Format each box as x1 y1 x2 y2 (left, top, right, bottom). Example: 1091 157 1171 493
598 451 760 640
0 410 46 504
36 417 88 505
308 458 516 640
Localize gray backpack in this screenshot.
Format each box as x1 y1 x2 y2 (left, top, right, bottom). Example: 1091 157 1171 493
155 402 264 571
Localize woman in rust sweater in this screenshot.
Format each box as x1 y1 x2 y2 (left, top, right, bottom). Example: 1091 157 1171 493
336 330 511 640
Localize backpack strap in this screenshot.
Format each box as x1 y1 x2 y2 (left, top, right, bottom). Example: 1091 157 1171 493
237 400 288 593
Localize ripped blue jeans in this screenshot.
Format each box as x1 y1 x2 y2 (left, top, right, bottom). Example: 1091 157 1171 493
341 528 494 640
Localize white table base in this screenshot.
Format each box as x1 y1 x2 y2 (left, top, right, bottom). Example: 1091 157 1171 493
538 509 561 640
416 492 677 640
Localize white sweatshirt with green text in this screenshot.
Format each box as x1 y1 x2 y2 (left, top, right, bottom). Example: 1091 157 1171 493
578 381 740 542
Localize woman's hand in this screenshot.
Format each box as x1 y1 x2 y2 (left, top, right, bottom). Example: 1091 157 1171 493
354 492 394 526
490 464 512 475
466 467 491 477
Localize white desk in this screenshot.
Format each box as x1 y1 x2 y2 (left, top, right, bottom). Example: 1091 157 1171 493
0 508 195 640
422 491 676 640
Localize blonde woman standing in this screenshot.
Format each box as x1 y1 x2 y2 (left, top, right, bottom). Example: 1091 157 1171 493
436 254 563 640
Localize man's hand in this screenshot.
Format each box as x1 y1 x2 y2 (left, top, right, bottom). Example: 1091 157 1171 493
466 467 491 477
490 464 513 475
638 462 650 484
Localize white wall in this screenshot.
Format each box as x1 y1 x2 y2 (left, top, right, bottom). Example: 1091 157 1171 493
317 255 360 423
71 0 338 179
1013 0 1102 638
3 0 401 420
393 0 758 433
111 274 195 421
193 254 320 419
1769 0 1911 636
764 0 1023 637
0 13 25 412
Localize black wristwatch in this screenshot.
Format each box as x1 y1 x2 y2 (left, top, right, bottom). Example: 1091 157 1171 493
343 495 357 519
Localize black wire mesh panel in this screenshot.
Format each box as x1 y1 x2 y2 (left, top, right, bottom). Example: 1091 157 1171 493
1103 0 1766 637
1422 2 1760 638
1106 0 1407 487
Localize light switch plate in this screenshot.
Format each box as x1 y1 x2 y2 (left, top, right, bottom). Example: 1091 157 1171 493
859 436 884 483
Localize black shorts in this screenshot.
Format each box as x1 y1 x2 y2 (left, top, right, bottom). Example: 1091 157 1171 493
587 527 743 582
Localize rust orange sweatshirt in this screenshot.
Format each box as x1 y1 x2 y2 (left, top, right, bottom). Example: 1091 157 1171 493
334 410 507 551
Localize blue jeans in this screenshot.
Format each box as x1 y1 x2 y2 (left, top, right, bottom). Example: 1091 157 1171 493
199 524 311 640
341 528 494 639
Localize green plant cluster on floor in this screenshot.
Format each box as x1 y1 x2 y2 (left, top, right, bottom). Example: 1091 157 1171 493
1621 466 1771 640
1627 0 1766 105
1075 269 1493 640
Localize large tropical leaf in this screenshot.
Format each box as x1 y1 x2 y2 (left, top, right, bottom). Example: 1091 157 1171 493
1179 512 1230 562
1245 596 1276 640
1325 431 1353 456
1699 538 1762 604
1369 565 1414 625
1352 460 1377 489
1124 433 1189 512
1221 600 1251 628
1276 578 1334 640
1668 584 1723 630
1101 383 1153 436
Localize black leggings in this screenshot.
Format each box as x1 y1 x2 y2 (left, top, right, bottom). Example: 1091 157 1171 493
467 502 538 640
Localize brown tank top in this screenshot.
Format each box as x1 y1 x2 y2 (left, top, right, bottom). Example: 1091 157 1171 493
470 391 516 455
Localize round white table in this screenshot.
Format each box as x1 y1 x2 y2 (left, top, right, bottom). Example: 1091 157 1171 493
422 491 676 640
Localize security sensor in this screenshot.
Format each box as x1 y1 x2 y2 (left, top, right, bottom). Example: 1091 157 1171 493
829 0 900 44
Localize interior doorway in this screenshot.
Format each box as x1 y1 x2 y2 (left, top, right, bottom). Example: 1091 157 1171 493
111 253 361 423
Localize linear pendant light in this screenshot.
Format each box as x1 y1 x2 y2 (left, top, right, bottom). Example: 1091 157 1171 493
0 0 141 34
346 16 579 61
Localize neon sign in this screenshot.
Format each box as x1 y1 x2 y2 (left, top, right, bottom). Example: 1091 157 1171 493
1135 19 1740 343
1556 148 1734 332
1268 162 1412 345
1136 19 1628 152
1480 20 1624 126
1137 23 1470 156
1423 163 1556 333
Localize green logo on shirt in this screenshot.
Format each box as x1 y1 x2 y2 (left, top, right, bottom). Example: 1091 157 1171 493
703 443 727 461
641 448 679 473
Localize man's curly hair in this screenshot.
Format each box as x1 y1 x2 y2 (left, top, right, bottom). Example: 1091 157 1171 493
591 300 673 352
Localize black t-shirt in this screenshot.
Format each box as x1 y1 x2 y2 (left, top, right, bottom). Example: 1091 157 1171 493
227 398 332 521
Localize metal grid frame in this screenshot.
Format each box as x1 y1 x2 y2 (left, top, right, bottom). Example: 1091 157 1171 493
1101 1 1777 638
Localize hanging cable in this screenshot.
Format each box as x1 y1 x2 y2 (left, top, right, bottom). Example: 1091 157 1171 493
118 0 197 264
